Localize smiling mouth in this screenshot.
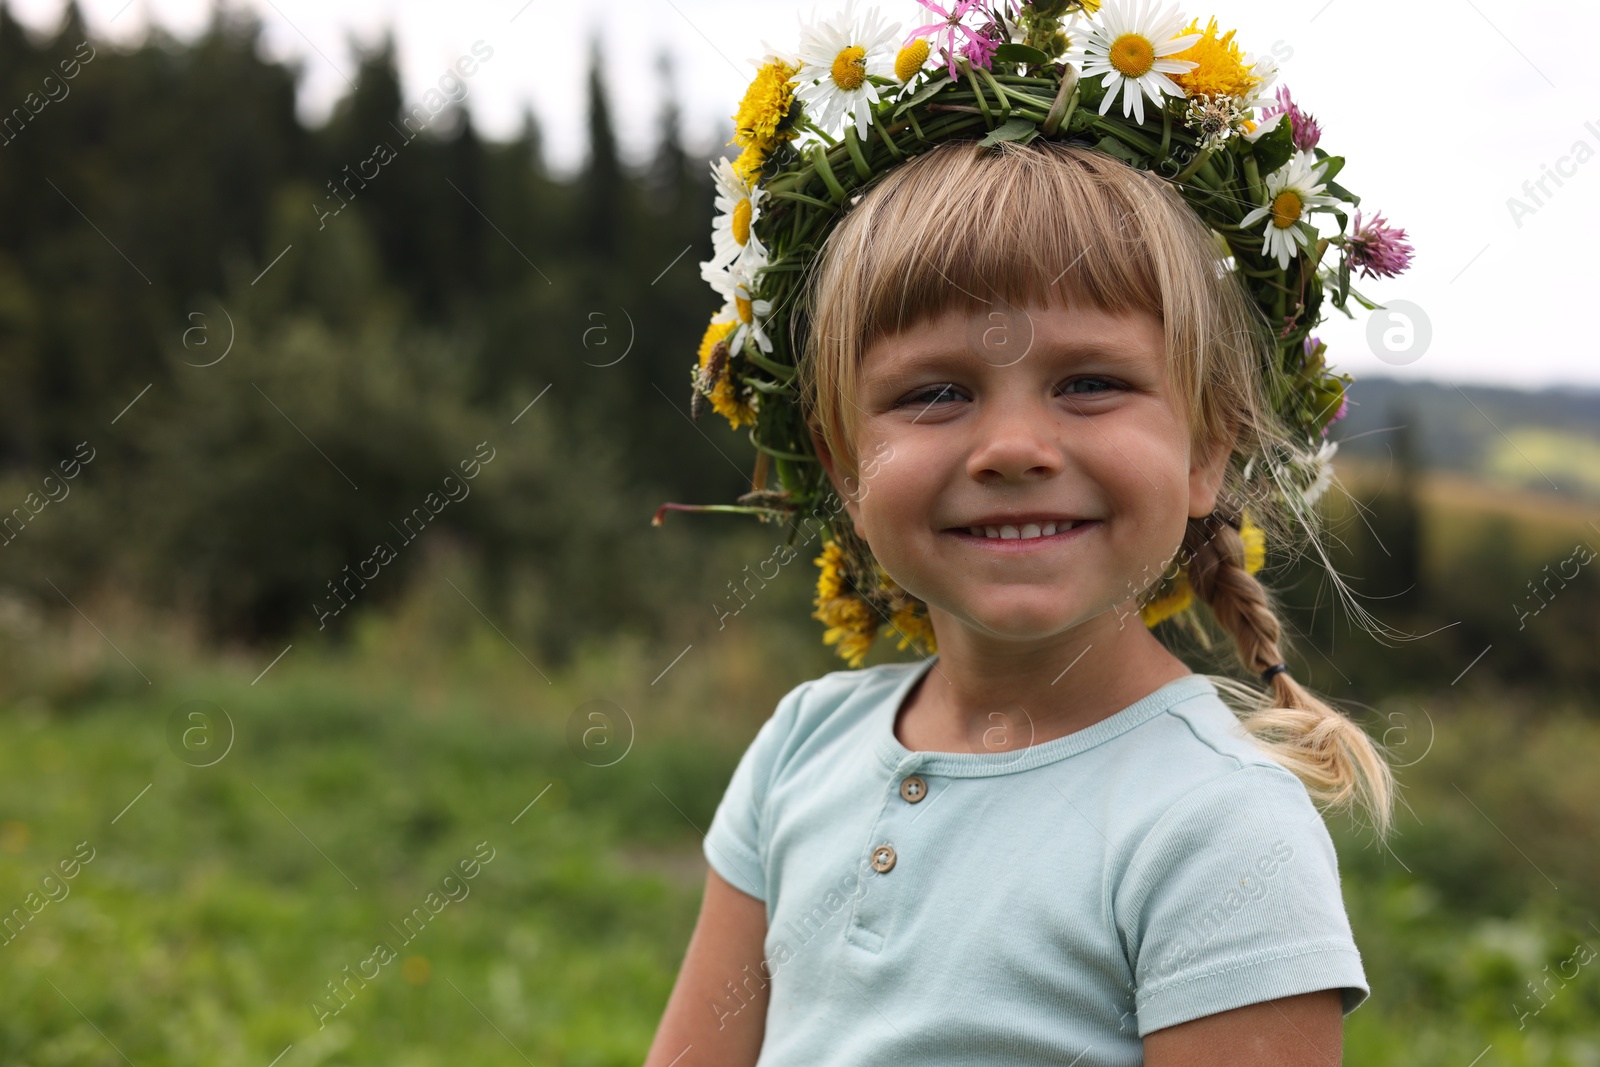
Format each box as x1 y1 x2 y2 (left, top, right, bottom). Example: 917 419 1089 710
949 520 1099 542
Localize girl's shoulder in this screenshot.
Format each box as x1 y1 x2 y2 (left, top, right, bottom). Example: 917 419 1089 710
734 661 920 776
1121 675 1305 784
1094 677 1332 856
762 660 922 747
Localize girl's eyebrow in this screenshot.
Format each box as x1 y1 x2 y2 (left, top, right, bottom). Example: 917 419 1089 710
871 337 1153 377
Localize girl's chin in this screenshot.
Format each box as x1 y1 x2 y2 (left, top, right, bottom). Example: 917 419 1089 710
938 599 1095 640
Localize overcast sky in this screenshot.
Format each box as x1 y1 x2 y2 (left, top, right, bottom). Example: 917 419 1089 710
15 0 1599 391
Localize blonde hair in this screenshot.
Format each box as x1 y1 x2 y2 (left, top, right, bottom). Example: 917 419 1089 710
796 138 1396 841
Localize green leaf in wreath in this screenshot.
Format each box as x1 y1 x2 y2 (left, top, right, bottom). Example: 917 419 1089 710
1325 178 1359 208
1251 117 1294 175
1092 134 1144 167
1075 70 1107 112
978 116 1041 147
892 74 957 119
993 43 1051 67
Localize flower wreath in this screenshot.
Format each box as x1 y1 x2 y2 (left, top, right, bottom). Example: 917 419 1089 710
653 0 1413 667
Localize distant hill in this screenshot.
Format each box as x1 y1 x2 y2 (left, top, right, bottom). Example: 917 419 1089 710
1329 376 1600 503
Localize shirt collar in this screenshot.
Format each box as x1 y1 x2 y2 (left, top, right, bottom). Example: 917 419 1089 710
872 654 1218 778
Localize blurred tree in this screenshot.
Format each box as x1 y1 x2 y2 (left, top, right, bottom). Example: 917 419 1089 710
0 1 39 75
580 36 622 261
1384 407 1425 611
1352 408 1425 615
52 0 86 46
647 51 690 213
515 104 545 178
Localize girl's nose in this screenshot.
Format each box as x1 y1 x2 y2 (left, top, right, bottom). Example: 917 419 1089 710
965 401 1063 483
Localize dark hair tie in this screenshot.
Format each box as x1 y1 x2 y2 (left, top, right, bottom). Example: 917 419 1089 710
1261 663 1288 682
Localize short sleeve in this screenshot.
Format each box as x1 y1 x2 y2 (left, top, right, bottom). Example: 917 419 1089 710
702 679 814 902
1114 763 1370 1036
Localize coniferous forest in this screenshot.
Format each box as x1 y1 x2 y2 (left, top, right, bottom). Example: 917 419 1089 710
0 2 751 659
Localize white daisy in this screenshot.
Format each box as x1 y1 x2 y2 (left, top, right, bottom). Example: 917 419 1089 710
748 40 800 69
702 259 775 355
1301 438 1338 507
1075 0 1200 126
706 158 769 272
1239 150 1339 270
1238 52 1279 112
1241 109 1283 143
793 1 901 140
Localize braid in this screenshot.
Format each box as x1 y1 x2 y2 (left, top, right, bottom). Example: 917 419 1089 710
1183 514 1397 841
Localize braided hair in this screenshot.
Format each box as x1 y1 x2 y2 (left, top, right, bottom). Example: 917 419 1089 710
1183 511 1397 840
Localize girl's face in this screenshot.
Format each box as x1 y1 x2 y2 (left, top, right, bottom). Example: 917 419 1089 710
815 300 1232 645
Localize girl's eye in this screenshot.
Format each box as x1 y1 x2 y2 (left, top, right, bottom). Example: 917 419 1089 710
1060 377 1121 397
896 384 965 408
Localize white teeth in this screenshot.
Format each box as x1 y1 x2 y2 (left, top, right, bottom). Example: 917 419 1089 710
972 521 1079 540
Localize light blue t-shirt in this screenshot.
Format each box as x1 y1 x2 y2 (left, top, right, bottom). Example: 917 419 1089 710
702 655 1369 1065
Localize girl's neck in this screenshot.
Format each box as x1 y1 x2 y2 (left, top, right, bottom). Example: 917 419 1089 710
894 607 1193 754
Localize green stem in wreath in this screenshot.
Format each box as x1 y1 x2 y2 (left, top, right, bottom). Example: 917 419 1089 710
1040 64 1079 137
1171 144 1216 184
651 502 793 527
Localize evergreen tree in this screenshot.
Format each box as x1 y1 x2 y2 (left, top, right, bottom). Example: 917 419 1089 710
515 105 544 178
580 36 622 260
647 51 689 212
0 0 38 77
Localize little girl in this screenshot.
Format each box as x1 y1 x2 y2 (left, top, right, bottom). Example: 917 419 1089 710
648 5 1406 1063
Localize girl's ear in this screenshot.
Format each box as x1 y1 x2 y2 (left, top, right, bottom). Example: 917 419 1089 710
1187 422 1237 519
810 428 864 530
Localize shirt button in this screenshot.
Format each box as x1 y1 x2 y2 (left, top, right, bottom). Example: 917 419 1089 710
870 844 897 873
899 776 928 803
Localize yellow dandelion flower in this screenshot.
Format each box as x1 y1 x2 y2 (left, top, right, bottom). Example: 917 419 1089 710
813 539 940 664
888 600 937 654
732 60 799 154
697 318 756 430
731 144 768 186
711 378 757 429
812 539 890 667
827 618 877 667
698 318 736 369
1140 575 1193 629
814 593 877 668
1169 17 1261 100
1141 514 1268 628
813 539 847 601
1240 510 1266 574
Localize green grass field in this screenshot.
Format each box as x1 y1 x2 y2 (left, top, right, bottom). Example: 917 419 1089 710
1 583 1597 1065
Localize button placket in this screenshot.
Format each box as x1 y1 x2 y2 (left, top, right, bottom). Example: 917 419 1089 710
846 760 929 952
